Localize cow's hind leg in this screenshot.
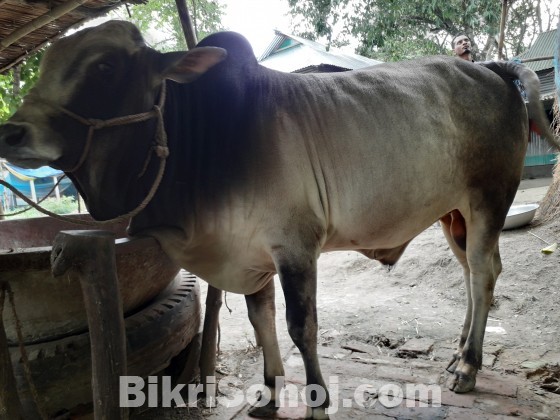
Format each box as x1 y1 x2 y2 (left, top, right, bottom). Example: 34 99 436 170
440 211 471 373
447 213 503 393
245 278 285 417
273 248 329 419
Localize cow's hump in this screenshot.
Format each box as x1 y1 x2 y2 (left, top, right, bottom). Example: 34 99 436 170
197 31 258 67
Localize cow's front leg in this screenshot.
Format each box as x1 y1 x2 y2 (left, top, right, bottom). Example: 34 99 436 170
245 277 285 417
274 252 329 420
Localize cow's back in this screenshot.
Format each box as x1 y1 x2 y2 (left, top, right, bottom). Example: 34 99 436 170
252 57 528 251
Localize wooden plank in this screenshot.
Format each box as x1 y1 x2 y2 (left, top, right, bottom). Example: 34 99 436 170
0 286 25 419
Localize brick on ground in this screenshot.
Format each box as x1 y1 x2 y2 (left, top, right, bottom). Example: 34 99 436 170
397 338 435 357
474 371 518 397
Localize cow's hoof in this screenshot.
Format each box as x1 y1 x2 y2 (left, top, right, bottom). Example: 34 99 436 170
305 406 329 419
247 401 278 418
447 371 476 393
446 357 459 373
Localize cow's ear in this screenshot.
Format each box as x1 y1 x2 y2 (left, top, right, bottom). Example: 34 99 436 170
159 47 227 83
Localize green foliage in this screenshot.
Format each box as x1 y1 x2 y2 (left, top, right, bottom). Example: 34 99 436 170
0 54 41 122
116 0 225 51
288 0 352 49
288 0 559 62
5 196 78 220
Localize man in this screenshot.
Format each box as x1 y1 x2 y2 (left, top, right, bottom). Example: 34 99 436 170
452 34 474 61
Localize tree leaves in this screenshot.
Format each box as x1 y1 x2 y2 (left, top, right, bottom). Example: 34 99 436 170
115 0 226 51
0 54 41 123
287 0 559 62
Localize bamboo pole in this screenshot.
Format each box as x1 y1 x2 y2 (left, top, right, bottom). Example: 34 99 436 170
0 0 88 52
174 0 198 49
51 231 128 420
520 55 554 63
498 0 508 60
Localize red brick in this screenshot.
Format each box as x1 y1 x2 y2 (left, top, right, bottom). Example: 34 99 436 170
445 405 512 419
475 371 518 397
474 394 535 417
397 338 435 355
439 389 476 408
376 366 440 385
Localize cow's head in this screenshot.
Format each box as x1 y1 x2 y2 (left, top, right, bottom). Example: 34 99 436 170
0 20 225 219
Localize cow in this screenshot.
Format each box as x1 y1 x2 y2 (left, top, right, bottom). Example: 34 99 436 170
0 21 557 419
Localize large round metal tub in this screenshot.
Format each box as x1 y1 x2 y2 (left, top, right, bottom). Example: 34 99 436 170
0 215 180 343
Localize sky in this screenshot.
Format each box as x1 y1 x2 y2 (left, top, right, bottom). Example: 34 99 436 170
218 0 292 57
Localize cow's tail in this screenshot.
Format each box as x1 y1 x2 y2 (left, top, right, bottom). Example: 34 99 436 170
478 60 560 151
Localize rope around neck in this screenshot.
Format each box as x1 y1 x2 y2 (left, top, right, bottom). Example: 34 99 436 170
1 84 169 227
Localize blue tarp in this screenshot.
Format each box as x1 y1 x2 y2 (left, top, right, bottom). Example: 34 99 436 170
3 162 63 181
0 162 72 206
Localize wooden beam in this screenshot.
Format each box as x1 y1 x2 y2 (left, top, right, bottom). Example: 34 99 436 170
519 55 554 64
174 0 197 49
498 0 508 60
0 0 89 52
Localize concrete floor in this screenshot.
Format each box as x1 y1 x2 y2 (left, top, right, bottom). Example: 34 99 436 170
515 177 552 204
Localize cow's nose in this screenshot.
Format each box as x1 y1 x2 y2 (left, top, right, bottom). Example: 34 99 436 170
0 123 27 147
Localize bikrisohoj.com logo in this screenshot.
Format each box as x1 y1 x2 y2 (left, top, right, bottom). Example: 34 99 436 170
120 375 442 414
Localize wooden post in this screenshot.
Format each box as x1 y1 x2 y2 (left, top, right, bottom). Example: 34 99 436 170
52 176 60 200
0 286 24 419
199 285 222 404
29 179 37 203
498 0 508 60
175 0 198 49
557 20 560 99
51 231 128 420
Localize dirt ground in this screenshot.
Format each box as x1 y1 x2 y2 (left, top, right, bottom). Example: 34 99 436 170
135 180 560 419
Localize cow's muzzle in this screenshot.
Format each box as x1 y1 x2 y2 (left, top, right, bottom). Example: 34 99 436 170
0 122 50 168
0 123 27 147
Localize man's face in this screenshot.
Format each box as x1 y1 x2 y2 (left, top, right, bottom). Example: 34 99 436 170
453 36 471 57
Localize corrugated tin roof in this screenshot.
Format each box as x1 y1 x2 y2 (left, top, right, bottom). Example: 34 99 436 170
517 29 556 72
537 69 556 101
259 31 382 73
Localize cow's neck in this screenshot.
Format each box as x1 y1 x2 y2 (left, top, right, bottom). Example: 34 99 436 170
130 72 271 234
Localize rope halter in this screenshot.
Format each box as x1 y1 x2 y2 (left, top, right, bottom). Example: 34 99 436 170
51 82 169 173
3 83 170 226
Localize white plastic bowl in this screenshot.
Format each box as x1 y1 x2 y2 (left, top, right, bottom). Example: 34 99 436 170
503 203 539 230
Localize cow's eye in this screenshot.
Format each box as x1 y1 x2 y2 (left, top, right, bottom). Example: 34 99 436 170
97 62 114 75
